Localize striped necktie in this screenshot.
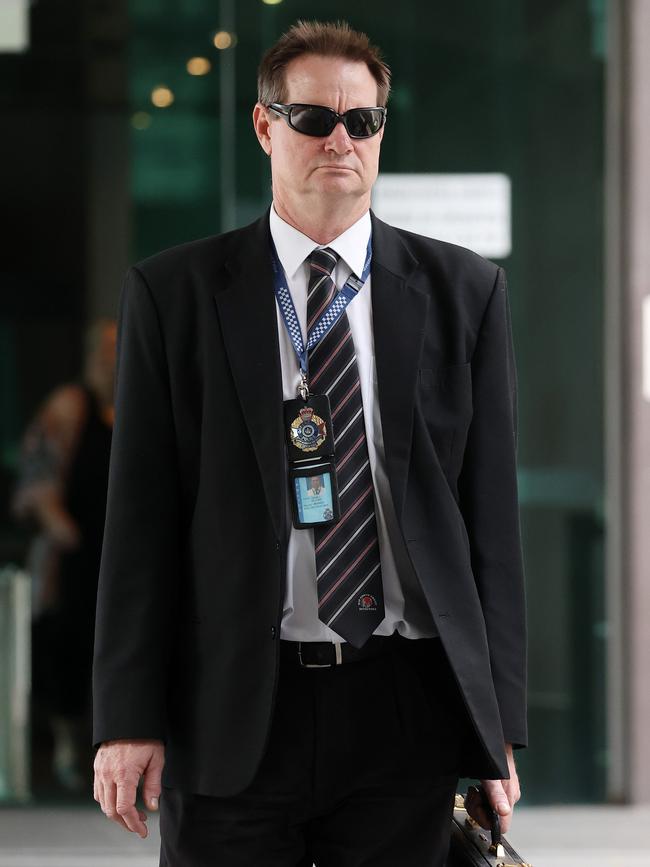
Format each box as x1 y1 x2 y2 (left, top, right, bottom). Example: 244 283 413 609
306 246 385 648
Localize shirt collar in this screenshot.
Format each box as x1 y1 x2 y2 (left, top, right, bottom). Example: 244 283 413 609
269 204 371 281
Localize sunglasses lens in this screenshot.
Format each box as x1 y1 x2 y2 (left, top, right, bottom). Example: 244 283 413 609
289 106 335 137
346 108 384 137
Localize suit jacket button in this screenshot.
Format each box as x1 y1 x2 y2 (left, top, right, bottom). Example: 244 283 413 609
271 626 277 639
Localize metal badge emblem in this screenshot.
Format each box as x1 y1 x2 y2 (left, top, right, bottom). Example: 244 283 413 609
289 405 327 452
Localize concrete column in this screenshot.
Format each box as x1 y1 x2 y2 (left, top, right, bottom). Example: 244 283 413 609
605 0 650 804
625 0 650 805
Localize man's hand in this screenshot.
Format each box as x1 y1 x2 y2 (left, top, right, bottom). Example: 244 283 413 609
467 743 521 835
93 739 165 838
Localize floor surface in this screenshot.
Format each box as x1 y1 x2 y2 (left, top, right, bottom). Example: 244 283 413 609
1 801 649 866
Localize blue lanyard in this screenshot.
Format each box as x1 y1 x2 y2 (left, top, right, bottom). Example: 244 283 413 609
269 236 372 385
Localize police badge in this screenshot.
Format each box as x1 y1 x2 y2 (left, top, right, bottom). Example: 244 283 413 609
283 394 333 460
290 405 327 452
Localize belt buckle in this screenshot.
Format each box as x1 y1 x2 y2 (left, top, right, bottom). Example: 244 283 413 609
297 641 343 668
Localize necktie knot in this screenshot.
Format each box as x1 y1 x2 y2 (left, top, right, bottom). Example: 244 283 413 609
309 247 339 279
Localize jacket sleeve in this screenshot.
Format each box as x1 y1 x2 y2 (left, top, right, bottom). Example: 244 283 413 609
457 266 528 749
92 266 181 747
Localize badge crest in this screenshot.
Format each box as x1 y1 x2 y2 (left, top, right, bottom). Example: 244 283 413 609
358 594 378 611
290 405 327 452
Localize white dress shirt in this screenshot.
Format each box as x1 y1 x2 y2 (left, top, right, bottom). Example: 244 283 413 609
270 205 438 643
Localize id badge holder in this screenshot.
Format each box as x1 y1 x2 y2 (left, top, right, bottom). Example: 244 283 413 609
288 461 340 529
283 394 340 529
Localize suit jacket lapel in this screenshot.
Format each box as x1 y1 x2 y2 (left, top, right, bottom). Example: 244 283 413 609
370 212 429 524
213 212 286 542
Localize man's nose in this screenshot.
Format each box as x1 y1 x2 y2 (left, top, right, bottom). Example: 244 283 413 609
324 120 353 154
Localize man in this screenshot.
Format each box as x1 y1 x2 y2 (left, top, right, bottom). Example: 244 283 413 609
93 19 526 867
306 476 324 496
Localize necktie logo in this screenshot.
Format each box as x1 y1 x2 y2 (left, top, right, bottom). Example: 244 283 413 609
358 594 378 611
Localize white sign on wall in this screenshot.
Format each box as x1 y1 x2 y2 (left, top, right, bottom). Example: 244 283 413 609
0 0 29 52
372 173 512 258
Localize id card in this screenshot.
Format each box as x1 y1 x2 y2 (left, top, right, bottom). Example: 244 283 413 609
288 461 340 528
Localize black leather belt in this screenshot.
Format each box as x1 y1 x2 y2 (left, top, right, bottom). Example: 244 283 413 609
280 633 404 668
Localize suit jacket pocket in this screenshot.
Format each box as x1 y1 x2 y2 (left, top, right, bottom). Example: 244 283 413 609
417 362 473 474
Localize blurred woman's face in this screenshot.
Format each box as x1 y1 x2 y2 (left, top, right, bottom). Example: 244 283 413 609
99 323 117 372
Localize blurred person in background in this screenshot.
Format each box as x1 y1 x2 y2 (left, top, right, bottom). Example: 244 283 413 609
11 318 116 792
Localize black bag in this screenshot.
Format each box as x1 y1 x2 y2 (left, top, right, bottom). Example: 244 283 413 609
447 786 532 866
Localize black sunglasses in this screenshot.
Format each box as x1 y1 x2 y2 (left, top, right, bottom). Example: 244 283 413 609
267 102 387 139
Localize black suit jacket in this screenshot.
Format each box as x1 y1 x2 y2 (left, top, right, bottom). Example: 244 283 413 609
92 210 527 797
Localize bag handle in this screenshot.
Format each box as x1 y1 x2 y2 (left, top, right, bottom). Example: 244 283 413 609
465 784 503 854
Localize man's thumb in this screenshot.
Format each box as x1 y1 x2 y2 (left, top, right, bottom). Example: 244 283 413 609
142 760 162 810
484 781 510 816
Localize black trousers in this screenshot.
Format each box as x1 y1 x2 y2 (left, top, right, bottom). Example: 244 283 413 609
159 635 471 867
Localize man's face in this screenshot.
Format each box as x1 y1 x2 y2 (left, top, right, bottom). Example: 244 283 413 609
254 54 384 209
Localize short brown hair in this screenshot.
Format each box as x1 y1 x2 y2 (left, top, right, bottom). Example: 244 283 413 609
257 20 391 108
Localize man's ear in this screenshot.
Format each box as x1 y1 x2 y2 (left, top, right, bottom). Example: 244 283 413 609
253 103 272 156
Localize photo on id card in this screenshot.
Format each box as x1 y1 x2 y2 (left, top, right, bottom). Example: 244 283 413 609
291 467 338 527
